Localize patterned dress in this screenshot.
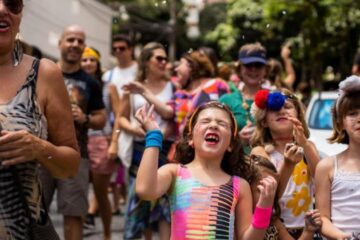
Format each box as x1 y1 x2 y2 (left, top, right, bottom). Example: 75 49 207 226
0 59 48 239
168 78 229 137
170 165 240 239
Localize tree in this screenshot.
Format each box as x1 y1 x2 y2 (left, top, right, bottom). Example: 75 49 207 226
207 0 360 90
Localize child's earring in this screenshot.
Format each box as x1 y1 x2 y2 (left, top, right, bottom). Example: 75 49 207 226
188 140 194 148
227 146 232 152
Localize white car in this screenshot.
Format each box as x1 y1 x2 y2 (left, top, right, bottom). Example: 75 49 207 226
305 91 347 158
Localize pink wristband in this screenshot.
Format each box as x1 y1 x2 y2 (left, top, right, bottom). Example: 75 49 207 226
252 205 272 229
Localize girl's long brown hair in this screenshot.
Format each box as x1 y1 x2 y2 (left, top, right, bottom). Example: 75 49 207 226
174 101 252 179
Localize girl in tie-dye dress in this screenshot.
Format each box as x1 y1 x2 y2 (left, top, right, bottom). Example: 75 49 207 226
134 101 277 239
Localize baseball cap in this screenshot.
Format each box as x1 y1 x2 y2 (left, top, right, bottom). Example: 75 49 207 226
238 48 267 65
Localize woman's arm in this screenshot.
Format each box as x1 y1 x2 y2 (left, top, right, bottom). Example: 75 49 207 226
122 82 174 119
117 93 145 138
108 84 120 160
281 44 296 89
315 157 350 240
25 59 80 178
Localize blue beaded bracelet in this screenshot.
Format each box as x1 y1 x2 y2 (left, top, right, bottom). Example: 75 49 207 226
145 129 163 150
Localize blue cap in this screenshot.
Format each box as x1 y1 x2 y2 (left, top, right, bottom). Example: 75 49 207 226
238 49 267 65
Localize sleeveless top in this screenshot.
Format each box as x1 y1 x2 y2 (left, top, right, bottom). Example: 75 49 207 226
133 81 174 141
0 59 48 240
331 155 360 233
170 165 240 239
269 151 313 228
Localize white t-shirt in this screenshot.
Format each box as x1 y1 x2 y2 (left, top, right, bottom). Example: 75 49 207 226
102 63 138 97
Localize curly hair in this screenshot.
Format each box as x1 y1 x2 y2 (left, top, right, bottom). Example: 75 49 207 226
182 51 215 80
174 101 251 179
252 88 309 148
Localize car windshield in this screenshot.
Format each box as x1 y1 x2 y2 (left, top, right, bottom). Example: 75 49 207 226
308 99 334 130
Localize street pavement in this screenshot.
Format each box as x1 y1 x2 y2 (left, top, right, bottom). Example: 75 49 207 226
50 193 125 240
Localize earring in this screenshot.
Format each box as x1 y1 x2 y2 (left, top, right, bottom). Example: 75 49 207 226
12 34 23 67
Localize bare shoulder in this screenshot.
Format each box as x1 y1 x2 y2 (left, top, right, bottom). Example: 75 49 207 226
37 59 64 88
159 163 179 176
238 177 251 198
38 58 61 76
316 156 334 179
250 146 269 159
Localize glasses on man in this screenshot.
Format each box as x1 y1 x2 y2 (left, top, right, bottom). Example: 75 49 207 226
2 0 23 15
154 56 168 63
112 46 127 52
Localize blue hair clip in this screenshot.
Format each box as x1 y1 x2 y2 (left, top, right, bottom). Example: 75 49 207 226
267 92 286 111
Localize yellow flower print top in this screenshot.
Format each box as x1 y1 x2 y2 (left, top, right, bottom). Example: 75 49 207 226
269 152 313 228
286 187 312 216
293 160 310 185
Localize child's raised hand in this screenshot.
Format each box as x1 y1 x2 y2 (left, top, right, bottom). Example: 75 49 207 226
284 142 303 165
304 209 322 232
288 117 307 147
135 104 160 131
257 175 277 208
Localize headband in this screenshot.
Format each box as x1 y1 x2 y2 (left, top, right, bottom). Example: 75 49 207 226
336 75 360 114
82 47 100 62
188 102 238 139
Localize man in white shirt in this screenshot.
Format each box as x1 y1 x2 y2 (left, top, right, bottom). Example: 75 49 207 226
102 34 138 96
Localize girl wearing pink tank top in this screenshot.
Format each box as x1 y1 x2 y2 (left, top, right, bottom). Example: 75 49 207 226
134 101 277 239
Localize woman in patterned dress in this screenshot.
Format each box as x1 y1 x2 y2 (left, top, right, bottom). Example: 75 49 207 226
0 1 80 239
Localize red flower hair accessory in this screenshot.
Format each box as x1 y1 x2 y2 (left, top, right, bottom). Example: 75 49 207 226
254 89 270 109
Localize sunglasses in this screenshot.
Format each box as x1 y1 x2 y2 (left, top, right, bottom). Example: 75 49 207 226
112 46 127 52
154 56 168 63
243 62 265 69
2 0 23 15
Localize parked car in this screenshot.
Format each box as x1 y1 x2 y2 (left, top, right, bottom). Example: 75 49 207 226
305 91 347 158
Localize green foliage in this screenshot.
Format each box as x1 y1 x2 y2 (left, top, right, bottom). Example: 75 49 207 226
206 0 360 89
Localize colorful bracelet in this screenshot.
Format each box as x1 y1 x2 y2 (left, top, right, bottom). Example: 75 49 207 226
145 130 163 150
252 205 272 229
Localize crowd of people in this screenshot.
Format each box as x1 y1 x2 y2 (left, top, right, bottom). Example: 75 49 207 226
1 1 360 240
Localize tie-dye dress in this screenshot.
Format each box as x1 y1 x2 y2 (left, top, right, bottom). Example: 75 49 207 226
170 165 240 239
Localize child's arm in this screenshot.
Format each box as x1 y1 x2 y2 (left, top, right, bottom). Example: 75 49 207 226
235 176 277 240
315 157 351 240
297 209 322 240
134 105 176 200
289 117 320 177
274 219 294 240
277 143 303 197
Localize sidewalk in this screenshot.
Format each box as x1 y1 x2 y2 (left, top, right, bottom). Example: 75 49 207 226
50 194 125 240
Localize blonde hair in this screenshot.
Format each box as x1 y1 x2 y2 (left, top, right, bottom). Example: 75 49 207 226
251 88 309 148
